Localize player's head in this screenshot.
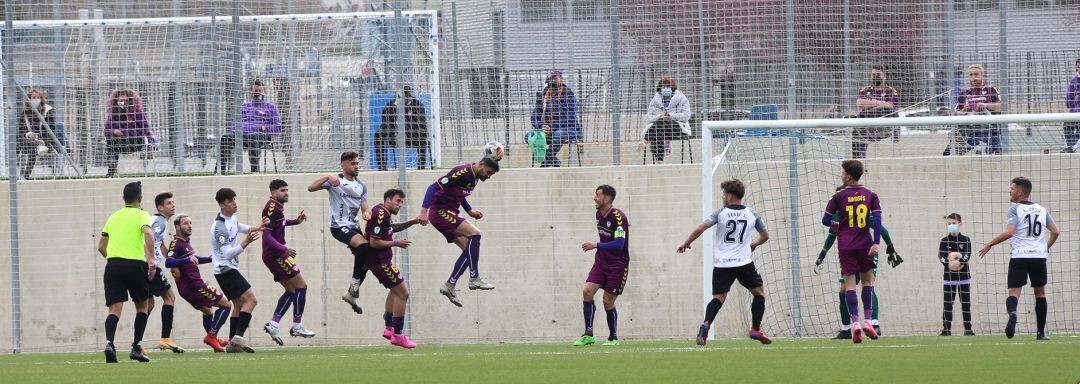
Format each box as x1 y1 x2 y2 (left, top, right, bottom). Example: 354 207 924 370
173 213 193 237
340 151 360 178
155 192 175 217
720 179 746 204
841 159 864 184
944 213 962 235
270 179 289 203
476 157 500 181
967 64 985 87
215 188 238 216
594 184 616 210
123 181 142 206
1010 177 1032 202
250 79 265 102
383 188 406 214
871 65 886 86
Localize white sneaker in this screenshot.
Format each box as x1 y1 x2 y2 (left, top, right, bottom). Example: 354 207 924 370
290 325 316 338
263 322 283 346
229 336 254 353
440 282 463 307
468 277 495 290
342 292 363 314
348 282 361 297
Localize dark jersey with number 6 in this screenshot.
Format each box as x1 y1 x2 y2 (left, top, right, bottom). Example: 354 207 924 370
824 185 881 253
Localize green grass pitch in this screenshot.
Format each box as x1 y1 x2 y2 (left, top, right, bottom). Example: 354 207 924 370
2 336 1076 383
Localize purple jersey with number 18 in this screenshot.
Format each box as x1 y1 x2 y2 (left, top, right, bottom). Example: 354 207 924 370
824 185 881 253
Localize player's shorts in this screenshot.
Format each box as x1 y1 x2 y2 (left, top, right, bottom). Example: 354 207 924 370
429 208 465 243
263 253 301 282
178 283 224 310
104 258 151 307
838 249 877 276
149 268 172 297
365 249 404 289
586 260 629 295
214 269 252 300
1007 258 1048 289
330 226 363 247
712 262 763 295
838 255 879 283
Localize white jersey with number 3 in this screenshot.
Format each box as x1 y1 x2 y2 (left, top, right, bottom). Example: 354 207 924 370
704 205 766 268
1008 202 1053 259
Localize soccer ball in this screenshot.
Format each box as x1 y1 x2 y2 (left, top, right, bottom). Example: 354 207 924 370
483 140 505 161
947 252 962 271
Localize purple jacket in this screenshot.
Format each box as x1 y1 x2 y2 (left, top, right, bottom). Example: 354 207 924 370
104 111 152 138
235 101 282 136
1067 75 1080 113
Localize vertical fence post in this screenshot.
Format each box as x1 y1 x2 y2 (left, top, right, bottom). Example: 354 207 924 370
4 0 23 354
696 0 709 133
229 0 243 174
998 0 1009 151
609 0 621 165
784 0 804 337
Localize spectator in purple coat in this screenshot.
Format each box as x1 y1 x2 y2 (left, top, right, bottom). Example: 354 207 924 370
219 80 282 173
1063 58 1080 153
104 89 154 178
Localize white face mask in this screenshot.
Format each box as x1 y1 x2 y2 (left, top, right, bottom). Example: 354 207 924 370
947 224 959 234
28 99 41 108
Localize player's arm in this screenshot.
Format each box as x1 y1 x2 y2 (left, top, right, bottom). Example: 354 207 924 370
370 237 411 250
678 209 717 254
750 230 769 252
308 174 339 192
590 225 627 252
978 224 1015 258
821 195 838 228
97 233 109 258
1046 216 1060 251
286 210 306 226
418 182 438 223
391 218 420 233
142 225 156 274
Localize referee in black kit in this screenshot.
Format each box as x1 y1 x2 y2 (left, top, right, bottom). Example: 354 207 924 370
97 181 156 363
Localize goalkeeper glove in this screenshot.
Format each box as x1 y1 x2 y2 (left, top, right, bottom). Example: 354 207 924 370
886 245 903 268
813 250 827 274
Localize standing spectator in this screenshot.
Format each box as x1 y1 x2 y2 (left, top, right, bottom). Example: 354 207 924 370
642 77 691 164
104 89 154 178
938 213 974 336
530 70 581 167
378 83 430 170
945 64 1002 156
219 80 282 174
852 66 900 159
1064 58 1080 153
16 88 56 179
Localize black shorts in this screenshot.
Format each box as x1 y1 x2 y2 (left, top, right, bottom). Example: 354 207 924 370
149 268 172 297
712 262 763 295
330 226 363 247
103 258 150 307
1007 258 1048 289
214 269 252 301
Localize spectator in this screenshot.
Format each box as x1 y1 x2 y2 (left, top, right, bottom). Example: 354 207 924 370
642 77 691 164
104 89 154 178
219 80 282 173
852 66 900 159
16 88 56 179
945 64 1001 156
1064 58 1080 153
938 213 974 336
530 70 581 167
377 83 429 170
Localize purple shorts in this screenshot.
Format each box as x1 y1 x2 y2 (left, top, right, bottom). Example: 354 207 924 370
263 254 301 282
179 283 224 310
364 249 404 289
839 249 876 276
429 208 464 243
586 261 629 296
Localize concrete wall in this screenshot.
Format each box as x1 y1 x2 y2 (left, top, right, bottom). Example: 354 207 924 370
0 153 1077 353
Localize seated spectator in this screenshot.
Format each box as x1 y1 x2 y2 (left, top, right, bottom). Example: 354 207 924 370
219 80 281 173
643 77 691 164
529 70 581 167
945 64 1001 156
1064 57 1080 153
104 89 155 178
852 66 900 159
16 88 56 179
377 83 429 170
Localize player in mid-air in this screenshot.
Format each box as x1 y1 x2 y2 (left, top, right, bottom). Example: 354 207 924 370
677 179 772 346
308 151 372 315
366 189 421 348
261 179 316 345
417 157 500 307
978 177 1059 340
573 185 631 347
166 214 233 352
147 192 184 352
822 160 883 344
211 188 265 353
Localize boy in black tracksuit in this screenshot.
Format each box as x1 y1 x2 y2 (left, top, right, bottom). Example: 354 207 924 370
939 213 974 336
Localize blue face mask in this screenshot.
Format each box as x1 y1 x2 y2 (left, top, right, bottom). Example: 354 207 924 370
947 224 959 234
661 88 673 97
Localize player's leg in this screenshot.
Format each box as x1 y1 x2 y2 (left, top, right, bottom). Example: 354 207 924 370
959 283 974 335
699 267 735 346
834 278 852 339
453 221 492 290
601 290 620 346
382 293 394 339
1031 259 1048 340
599 264 627 346
941 284 956 335
210 295 231 344
335 226 369 314
104 301 124 363
858 268 878 339
1005 259 1025 339
157 288 183 352
574 282 601 346
839 265 864 343
388 283 414 348
287 274 314 338
124 261 152 362
738 263 770 344
265 279 295 346
102 261 128 363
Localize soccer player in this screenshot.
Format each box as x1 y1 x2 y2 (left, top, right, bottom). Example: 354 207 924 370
211 188 264 353
308 151 372 315
678 179 772 346
978 177 1060 340
573 185 631 347
261 179 316 344
98 181 156 363
147 192 184 353
821 160 882 344
416 157 500 307
366 189 420 348
166 214 233 352
939 213 974 336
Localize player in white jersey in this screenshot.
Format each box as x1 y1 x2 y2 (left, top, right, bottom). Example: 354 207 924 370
308 151 372 315
147 192 183 352
677 179 772 346
210 188 264 352
979 177 1060 340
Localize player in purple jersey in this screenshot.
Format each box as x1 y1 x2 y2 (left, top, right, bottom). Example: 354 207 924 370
165 214 233 352
260 179 315 345
573 185 630 347
822 160 882 344
417 157 500 307
946 64 1003 156
366 189 420 348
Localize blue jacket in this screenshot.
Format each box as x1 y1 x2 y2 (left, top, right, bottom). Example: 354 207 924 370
530 86 580 132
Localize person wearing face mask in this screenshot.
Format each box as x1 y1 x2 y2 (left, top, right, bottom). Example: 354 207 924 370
16 88 56 179
945 64 1002 156
529 70 582 167
937 213 973 336
218 80 282 174
642 77 691 164
104 89 154 178
851 66 900 159
377 83 430 170
1063 58 1080 153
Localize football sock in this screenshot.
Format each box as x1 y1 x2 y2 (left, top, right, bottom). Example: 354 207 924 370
704 298 723 325
161 305 174 339
293 288 307 324
605 307 618 340
271 291 293 324
467 235 481 279
583 300 596 336
133 312 148 346
861 286 874 321
751 295 765 331
1035 297 1047 334
105 314 119 343
211 307 229 334
838 292 851 327
845 290 860 324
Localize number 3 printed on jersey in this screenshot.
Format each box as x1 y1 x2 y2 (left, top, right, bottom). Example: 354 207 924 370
845 204 869 228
